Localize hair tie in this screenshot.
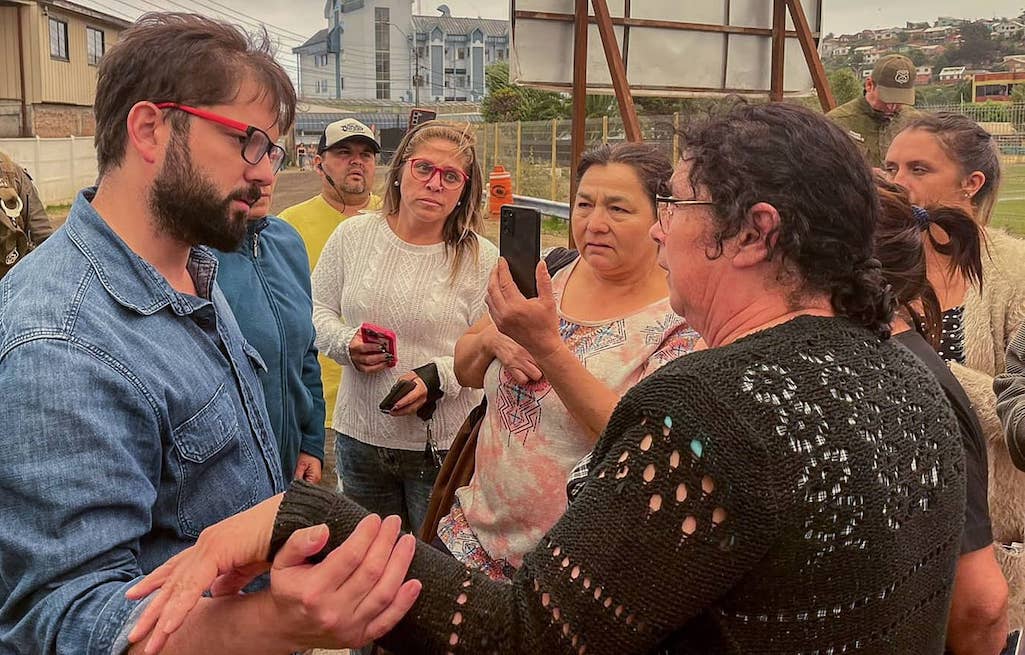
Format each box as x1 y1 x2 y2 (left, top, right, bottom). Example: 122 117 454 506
911 205 930 230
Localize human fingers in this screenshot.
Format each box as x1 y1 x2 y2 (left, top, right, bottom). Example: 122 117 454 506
361 579 423 643
280 515 383 600
273 525 331 569
349 532 419 633
333 515 404 606
209 561 271 597
389 378 426 413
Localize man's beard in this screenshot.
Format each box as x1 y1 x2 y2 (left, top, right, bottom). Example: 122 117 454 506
339 166 368 195
149 133 261 252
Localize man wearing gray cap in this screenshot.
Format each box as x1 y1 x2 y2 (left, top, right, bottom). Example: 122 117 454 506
827 54 918 168
280 118 383 489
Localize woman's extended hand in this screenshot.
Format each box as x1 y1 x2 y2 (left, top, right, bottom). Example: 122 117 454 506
348 332 393 373
487 258 562 361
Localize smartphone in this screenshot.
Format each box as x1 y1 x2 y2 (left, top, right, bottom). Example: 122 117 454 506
1002 629 1023 655
379 379 417 413
360 322 398 368
408 108 437 132
500 205 542 298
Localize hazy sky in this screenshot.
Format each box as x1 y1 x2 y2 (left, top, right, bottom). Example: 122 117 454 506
237 2 1025 51
91 2 1025 76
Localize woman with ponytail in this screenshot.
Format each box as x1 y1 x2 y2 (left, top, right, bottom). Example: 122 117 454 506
887 112 1025 628
874 176 1008 655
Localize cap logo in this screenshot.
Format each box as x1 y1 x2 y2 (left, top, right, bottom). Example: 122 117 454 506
338 123 367 133
894 69 910 84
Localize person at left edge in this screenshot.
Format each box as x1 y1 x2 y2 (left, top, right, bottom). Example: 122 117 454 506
215 172 326 483
0 12 418 655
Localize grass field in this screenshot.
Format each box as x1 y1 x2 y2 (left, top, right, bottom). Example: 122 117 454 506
992 161 1025 236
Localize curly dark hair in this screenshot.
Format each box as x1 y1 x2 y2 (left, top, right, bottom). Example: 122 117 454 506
680 102 895 337
873 174 983 347
575 142 673 214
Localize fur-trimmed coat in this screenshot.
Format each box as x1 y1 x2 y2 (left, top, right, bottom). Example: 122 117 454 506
951 228 1025 626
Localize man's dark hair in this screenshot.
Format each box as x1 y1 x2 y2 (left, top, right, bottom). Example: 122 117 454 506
94 13 296 176
575 142 673 214
681 101 895 337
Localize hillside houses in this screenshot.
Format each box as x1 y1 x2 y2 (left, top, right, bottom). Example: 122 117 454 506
823 13 1025 103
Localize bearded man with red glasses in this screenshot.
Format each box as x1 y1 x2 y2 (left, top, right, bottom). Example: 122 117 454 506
0 13 418 655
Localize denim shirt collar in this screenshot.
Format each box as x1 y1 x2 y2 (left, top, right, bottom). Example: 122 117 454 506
65 188 219 317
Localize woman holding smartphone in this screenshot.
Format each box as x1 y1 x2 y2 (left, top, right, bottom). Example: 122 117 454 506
310 121 498 533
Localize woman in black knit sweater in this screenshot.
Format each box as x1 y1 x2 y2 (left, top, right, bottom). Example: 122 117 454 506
129 103 966 655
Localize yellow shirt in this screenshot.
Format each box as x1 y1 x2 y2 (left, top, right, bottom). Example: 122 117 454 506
279 193 383 427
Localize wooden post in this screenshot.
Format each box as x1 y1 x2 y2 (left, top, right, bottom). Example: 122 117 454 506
515 120 523 192
602 115 608 144
550 118 558 200
494 123 501 168
672 111 680 164
786 0 835 111
591 0 641 141
569 0 588 247
770 0 786 102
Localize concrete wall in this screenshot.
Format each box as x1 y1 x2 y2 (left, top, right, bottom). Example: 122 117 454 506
0 135 97 204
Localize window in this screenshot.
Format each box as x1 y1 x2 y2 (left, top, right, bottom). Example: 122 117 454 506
374 7 390 100
49 17 68 61
86 27 105 66
315 79 329 93
315 54 329 67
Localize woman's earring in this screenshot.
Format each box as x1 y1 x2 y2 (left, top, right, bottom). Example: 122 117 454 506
394 180 400 187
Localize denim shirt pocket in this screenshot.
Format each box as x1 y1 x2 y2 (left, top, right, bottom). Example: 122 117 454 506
170 382 261 538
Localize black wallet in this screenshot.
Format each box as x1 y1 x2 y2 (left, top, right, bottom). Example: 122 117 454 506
379 379 417 412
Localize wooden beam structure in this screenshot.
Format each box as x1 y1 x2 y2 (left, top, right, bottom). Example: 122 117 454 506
568 0 588 248
769 0 787 101
786 0 835 110
591 0 641 142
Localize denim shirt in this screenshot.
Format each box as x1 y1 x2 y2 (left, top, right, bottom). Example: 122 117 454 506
0 190 285 654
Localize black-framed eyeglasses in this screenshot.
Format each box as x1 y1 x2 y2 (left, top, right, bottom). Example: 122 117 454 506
154 102 287 174
654 194 714 232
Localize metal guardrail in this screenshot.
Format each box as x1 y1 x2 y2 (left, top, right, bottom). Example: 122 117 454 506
511 195 571 220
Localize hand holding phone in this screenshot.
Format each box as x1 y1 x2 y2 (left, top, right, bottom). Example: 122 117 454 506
379 379 417 413
359 323 398 368
500 205 542 298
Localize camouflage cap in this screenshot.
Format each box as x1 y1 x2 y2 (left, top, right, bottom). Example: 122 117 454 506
871 54 916 105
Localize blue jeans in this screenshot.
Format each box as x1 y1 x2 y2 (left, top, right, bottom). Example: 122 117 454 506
335 433 444 534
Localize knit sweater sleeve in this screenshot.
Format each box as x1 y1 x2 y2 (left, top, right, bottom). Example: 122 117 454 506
273 369 781 654
311 221 359 367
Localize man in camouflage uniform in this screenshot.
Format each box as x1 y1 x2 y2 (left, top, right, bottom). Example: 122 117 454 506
0 150 52 277
826 54 918 168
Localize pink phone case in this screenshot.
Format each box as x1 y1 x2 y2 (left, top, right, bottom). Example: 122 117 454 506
360 322 398 367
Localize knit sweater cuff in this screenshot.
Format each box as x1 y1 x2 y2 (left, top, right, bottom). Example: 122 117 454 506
269 480 364 562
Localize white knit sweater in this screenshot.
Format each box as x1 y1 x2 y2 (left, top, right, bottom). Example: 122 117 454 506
311 212 498 450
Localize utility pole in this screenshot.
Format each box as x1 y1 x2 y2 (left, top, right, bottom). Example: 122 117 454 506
391 22 420 105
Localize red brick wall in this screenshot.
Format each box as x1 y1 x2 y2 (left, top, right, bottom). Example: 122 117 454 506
32 105 95 138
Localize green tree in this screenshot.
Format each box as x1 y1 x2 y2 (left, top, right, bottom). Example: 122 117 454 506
1012 82 1025 104
481 61 568 122
828 68 862 105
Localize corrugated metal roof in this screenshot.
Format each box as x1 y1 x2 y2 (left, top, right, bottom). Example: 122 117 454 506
295 111 482 135
412 15 508 39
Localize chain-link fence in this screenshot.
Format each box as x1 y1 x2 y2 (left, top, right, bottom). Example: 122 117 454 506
474 107 1025 236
